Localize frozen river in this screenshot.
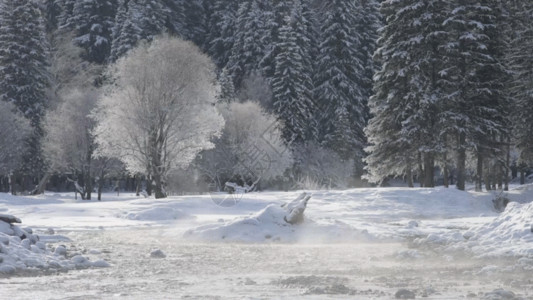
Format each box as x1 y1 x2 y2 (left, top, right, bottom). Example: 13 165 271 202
1 227 531 299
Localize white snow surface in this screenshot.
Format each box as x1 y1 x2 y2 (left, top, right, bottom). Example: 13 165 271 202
1 185 533 275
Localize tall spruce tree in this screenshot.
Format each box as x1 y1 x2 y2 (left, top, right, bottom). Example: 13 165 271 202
365 0 424 186
315 0 369 174
442 0 509 190
205 0 239 69
226 0 270 91
0 0 50 180
109 0 167 62
509 2 533 165
66 0 117 64
271 1 317 144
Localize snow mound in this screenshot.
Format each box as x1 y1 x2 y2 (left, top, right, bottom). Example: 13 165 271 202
0 215 109 275
416 201 533 258
184 204 373 243
463 202 533 257
122 207 192 221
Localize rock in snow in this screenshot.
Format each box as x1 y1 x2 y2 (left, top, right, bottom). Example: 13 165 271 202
0 214 21 224
395 289 416 299
150 249 166 258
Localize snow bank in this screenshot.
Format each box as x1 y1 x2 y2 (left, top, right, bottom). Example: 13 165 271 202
120 207 192 221
463 201 533 257
415 201 533 258
184 203 373 243
0 215 109 275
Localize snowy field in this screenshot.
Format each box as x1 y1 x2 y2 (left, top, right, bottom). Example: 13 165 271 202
1 186 533 299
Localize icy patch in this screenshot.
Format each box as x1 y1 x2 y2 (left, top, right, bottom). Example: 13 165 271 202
121 207 192 221
184 204 373 243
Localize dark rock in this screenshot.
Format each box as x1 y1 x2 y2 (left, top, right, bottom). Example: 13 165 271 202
395 289 416 299
150 249 166 258
0 214 21 224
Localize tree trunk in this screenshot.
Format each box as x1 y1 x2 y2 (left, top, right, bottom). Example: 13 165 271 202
153 173 166 199
135 174 141 196
9 174 16 195
32 172 51 195
423 153 435 188
520 168 525 185
146 175 152 196
475 151 483 192
97 174 104 201
497 162 503 190
85 172 92 200
418 152 424 187
443 153 449 188
456 133 466 191
406 167 414 188
504 136 510 191
485 168 492 191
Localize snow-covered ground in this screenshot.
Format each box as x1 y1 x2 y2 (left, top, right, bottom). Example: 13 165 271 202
1 185 533 298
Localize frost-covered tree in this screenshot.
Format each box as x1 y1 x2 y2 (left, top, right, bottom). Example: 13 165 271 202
109 0 167 62
271 4 317 144
95 36 224 198
292 142 355 190
0 0 50 181
314 0 369 173
43 89 99 200
0 102 31 185
197 101 292 190
48 32 103 96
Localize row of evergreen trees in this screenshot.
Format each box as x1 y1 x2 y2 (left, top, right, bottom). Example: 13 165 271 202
366 0 533 190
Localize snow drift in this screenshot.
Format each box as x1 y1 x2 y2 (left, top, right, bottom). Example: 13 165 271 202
462 201 533 257
184 203 373 243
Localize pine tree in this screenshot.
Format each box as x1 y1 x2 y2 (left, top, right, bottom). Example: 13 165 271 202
508 2 533 163
65 0 117 64
442 0 509 190
182 0 207 47
205 0 239 69
365 0 451 186
0 0 50 178
271 2 317 145
44 0 62 32
109 0 167 62
226 0 270 91
314 0 369 173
